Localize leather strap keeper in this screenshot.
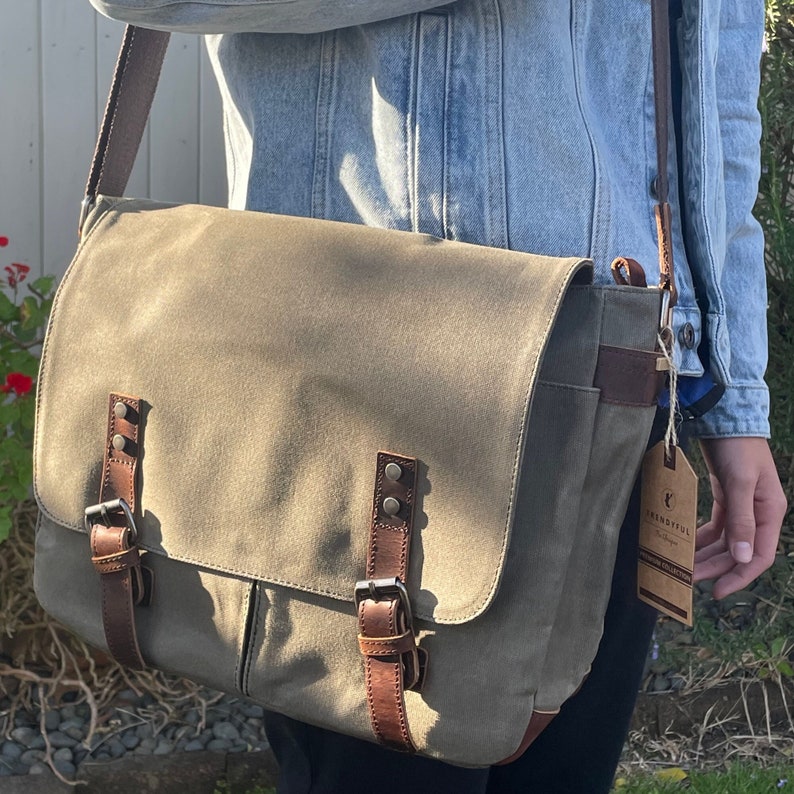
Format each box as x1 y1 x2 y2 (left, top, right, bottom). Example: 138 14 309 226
91 546 142 575
358 630 418 658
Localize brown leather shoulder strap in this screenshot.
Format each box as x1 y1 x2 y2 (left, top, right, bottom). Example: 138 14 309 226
81 2 675 309
651 0 677 311
80 25 169 231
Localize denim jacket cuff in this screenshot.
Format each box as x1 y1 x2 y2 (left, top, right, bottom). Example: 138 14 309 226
687 384 771 439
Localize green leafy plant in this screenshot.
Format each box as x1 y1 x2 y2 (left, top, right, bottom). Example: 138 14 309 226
0 234 55 543
613 762 793 793
746 635 794 681
757 6 794 485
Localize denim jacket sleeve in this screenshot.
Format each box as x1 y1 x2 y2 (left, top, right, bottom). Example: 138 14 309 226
685 0 770 438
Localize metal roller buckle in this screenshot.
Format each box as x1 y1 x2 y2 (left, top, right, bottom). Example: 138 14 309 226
354 576 414 630
84 498 138 543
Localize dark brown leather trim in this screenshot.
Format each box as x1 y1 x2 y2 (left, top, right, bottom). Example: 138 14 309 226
358 630 418 657
610 257 648 288
103 394 140 507
89 393 146 670
655 202 677 306
358 598 416 752
594 345 667 407
91 546 141 574
357 452 419 753
90 523 145 669
86 26 170 204
650 0 678 306
494 710 559 765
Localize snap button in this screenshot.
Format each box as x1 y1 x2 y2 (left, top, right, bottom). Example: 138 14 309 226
678 322 696 350
650 176 659 199
112 434 127 452
113 401 128 419
384 463 403 482
382 497 401 517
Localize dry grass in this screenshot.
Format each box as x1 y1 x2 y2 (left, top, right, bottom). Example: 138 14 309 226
621 670 794 778
0 503 237 784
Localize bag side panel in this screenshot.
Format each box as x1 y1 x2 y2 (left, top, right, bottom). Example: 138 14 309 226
532 286 660 711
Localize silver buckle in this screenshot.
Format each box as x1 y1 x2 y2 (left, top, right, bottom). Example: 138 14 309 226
354 576 414 629
78 195 95 237
84 498 138 543
660 288 673 334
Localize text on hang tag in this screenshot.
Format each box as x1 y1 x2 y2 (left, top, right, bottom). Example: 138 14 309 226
637 442 698 626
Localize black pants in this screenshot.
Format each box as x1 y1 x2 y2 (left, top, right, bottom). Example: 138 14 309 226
264 440 662 793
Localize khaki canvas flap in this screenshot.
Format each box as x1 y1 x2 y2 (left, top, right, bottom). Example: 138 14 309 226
34 198 590 625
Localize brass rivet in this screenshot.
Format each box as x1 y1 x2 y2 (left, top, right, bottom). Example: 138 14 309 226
113 401 128 419
384 463 403 481
112 434 126 452
382 497 401 516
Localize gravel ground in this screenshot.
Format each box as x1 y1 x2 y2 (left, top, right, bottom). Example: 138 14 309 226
1 566 789 782
0 687 270 781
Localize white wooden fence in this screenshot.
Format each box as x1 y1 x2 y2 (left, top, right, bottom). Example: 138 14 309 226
0 0 226 280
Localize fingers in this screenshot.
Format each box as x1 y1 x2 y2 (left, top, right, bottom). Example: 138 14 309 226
709 439 760 564
695 499 726 551
694 437 787 600
693 522 776 599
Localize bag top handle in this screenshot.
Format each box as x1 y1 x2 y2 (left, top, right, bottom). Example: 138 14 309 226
80 1 676 309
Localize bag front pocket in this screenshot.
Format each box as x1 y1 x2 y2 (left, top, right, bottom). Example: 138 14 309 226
35 514 253 694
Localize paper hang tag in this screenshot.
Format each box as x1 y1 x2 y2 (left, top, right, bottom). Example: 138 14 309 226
637 442 698 626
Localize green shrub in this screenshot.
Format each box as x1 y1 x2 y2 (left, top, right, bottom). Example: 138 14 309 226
0 235 55 543
758 3 794 493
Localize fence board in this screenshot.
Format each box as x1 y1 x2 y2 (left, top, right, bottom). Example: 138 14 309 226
199 41 227 207
0 1 226 280
150 34 200 203
40 3 97 275
0 2 42 276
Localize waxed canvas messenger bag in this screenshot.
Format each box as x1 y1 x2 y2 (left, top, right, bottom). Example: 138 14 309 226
34 3 677 766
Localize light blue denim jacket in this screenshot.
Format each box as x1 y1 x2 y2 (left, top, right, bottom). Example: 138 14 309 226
94 0 771 438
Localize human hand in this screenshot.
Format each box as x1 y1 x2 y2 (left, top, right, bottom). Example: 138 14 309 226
693 437 787 600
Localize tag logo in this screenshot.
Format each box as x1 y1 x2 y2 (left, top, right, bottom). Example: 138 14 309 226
663 489 676 511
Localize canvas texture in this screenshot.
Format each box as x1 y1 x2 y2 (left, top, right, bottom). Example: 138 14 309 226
34 196 661 766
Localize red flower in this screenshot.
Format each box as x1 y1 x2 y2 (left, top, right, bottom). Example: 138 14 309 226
3 262 30 288
0 236 8 247
1 372 34 396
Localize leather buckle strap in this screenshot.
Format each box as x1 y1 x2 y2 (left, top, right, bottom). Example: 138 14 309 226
86 499 146 669
356 452 421 753
86 394 147 670
355 577 421 691
85 497 138 542
355 578 414 628
87 500 143 594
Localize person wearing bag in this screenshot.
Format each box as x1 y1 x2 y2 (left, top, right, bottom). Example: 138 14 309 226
83 0 787 791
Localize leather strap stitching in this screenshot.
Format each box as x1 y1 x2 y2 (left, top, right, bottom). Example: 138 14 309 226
89 393 146 670
357 452 419 752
